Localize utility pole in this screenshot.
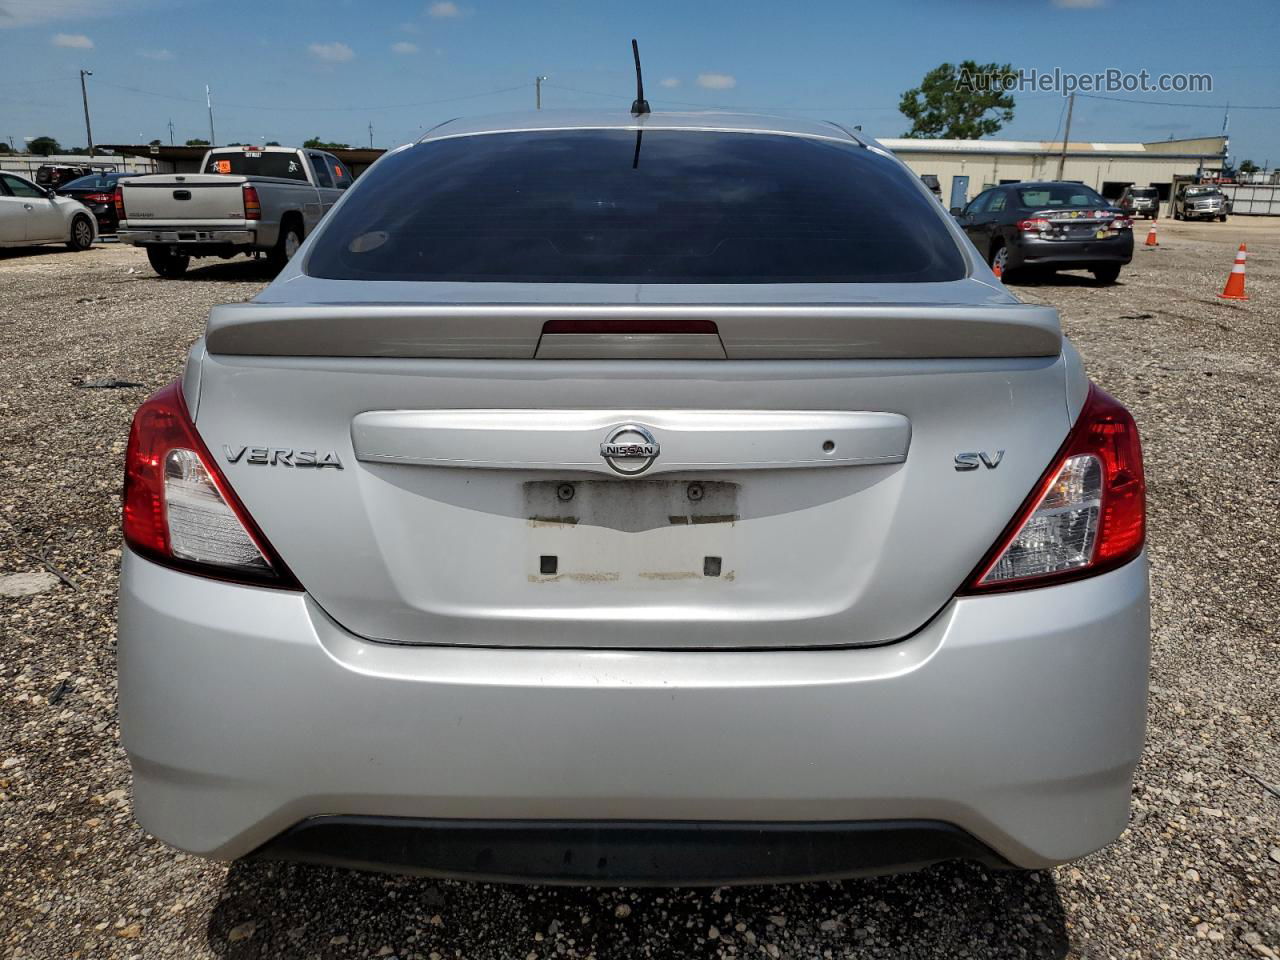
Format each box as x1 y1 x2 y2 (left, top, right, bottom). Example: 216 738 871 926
536 75 548 110
368 121 374 148
79 69 95 156
167 119 175 146
1055 92 1075 181
206 84 216 145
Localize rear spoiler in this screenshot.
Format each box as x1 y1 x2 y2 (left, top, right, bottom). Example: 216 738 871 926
204 302 1062 360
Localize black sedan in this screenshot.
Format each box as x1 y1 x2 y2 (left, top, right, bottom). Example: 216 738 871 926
952 181 1133 284
56 172 139 235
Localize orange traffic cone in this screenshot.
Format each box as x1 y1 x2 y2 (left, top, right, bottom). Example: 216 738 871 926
1144 224 1158 247
1218 243 1249 301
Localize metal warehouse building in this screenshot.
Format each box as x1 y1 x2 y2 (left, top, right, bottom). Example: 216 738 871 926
883 135 1228 210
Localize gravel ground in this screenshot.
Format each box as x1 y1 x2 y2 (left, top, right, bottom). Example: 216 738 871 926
1 223 1277 960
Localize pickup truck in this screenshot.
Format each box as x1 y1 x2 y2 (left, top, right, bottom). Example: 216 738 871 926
116 145 351 277
1171 184 1228 222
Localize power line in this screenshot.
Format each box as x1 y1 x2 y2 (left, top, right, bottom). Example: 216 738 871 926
89 77 527 113
1076 92 1280 111
541 81 899 113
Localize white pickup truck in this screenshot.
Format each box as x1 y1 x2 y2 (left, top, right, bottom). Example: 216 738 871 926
116 145 352 277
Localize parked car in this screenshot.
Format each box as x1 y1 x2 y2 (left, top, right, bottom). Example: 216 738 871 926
118 111 1148 886
1116 185 1160 220
1172 184 1228 222
56 171 139 235
0 171 97 251
116 144 351 277
35 163 93 189
952 181 1134 284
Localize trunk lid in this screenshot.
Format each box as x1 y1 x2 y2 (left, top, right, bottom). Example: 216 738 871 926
190 281 1072 650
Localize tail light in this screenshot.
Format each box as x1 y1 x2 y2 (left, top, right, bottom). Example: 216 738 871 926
122 380 300 589
83 192 115 204
113 186 126 220
242 184 262 221
1110 217 1133 232
961 383 1145 592
1017 217 1051 233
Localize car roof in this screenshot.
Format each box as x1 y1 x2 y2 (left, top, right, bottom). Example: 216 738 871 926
1005 181 1095 189
418 109 867 146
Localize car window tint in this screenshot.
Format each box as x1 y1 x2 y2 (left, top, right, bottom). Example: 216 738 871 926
966 191 991 214
205 151 308 181
306 130 967 283
1017 184 1106 208
988 192 1007 213
327 156 351 188
310 155 334 188
2 174 45 199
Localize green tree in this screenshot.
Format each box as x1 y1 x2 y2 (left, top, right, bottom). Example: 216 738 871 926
148 139 163 146
1238 159 1259 175
899 61 1016 139
303 137 350 150
185 138 211 146
0 142 10 153
265 141 281 146
27 135 61 156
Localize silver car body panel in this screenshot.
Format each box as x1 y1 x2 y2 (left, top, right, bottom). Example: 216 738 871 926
119 547 1150 867
192 350 1073 649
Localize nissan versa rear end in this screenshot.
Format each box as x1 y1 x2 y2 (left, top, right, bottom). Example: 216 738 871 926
117 111 1149 885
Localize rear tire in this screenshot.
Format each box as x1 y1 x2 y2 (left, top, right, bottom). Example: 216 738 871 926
269 219 303 270
146 246 190 279
1173 210 1183 221
1091 264 1122 285
989 242 1010 279
67 214 93 251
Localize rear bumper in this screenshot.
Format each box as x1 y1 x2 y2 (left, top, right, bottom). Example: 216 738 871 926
1011 234 1135 268
118 549 1150 881
117 227 256 246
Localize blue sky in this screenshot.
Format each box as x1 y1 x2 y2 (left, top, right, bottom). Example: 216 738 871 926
2 0 1277 166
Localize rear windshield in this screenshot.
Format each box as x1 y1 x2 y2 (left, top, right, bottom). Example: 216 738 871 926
1129 188 1157 197
1016 184 1108 209
62 174 126 191
205 151 307 181
305 130 966 283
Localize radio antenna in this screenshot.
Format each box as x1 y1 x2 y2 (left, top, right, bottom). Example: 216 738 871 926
630 39 650 116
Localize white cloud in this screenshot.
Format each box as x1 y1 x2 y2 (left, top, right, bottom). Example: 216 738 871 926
659 76 679 88
1052 0 1105 6
428 1 460 16
391 41 418 54
137 47 173 60
696 72 735 90
308 41 354 62
52 32 93 48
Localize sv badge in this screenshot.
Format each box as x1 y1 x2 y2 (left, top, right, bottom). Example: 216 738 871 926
954 450 1005 472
